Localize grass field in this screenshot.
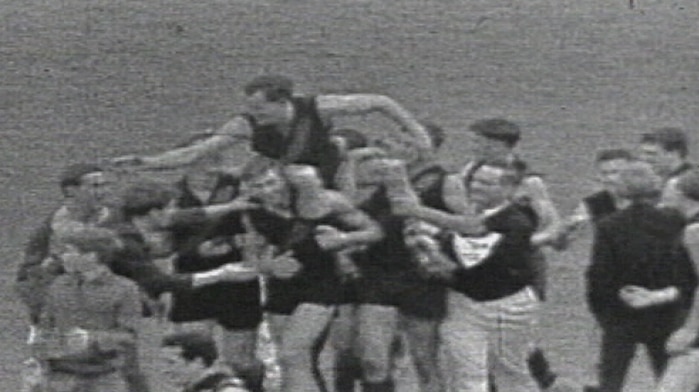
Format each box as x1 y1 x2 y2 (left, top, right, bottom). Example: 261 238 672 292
2 0 699 390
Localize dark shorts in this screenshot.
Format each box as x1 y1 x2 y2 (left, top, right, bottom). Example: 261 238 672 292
264 272 343 315
170 280 262 330
355 270 447 321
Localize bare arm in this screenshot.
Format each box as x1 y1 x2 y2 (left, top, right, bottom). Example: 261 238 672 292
139 116 252 170
520 176 563 248
318 191 384 250
162 199 258 228
403 204 485 236
316 94 433 153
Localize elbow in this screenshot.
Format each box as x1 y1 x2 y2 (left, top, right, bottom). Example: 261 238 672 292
368 95 397 114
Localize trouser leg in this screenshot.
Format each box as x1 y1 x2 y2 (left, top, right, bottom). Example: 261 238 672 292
488 288 539 392
597 328 636 392
402 314 445 392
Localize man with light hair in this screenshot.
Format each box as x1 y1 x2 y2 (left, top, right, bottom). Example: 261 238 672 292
586 161 697 392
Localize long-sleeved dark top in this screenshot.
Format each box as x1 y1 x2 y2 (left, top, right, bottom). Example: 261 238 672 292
587 202 698 332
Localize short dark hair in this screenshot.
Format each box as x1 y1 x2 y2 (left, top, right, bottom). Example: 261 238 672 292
162 331 218 367
121 182 175 220
469 118 521 148
60 163 104 190
244 74 294 102
641 127 689 158
676 169 699 202
595 148 634 163
330 128 368 150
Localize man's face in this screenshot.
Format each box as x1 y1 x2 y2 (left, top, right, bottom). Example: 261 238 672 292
639 142 678 176
244 91 290 126
471 134 511 161
469 165 512 208
596 159 628 194
244 169 288 207
69 171 112 210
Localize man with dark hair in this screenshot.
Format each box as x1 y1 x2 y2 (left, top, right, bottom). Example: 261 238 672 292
113 74 432 185
639 127 693 181
409 159 541 392
655 169 699 392
16 163 120 344
586 161 698 392
558 148 634 246
394 118 566 391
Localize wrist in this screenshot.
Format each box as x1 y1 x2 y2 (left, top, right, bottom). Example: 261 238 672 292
656 287 679 304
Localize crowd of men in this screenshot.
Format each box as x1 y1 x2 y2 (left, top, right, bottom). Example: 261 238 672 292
14 74 699 392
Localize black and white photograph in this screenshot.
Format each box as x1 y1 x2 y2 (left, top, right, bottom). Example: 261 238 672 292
2 0 699 391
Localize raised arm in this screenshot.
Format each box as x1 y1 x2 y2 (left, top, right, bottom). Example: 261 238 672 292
316 94 433 153
130 116 252 170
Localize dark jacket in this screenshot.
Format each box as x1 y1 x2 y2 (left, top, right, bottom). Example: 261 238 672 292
587 202 698 334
